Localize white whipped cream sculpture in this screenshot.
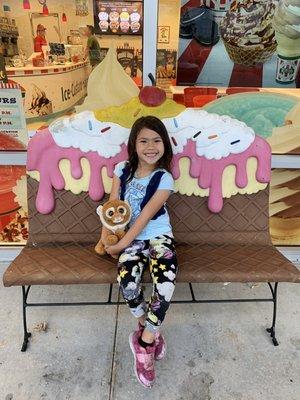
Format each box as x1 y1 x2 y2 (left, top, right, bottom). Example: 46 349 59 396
49 109 255 161
50 111 128 158
163 109 255 159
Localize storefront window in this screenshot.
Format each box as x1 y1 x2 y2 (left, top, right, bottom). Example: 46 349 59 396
176 1 300 88
1 0 300 249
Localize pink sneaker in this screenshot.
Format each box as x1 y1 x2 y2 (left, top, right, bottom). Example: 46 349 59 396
129 330 156 388
154 331 166 361
137 322 166 361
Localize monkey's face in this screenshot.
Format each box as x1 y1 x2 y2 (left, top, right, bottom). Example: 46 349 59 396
101 200 131 227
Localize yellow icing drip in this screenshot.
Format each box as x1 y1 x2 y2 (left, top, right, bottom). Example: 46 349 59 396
28 156 266 199
222 157 267 197
27 170 40 181
94 97 185 128
60 159 90 194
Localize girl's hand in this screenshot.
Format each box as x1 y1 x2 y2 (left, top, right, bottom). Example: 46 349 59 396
105 243 124 258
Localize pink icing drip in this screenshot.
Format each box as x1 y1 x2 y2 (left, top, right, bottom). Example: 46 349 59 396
28 129 271 215
28 129 128 214
172 135 271 213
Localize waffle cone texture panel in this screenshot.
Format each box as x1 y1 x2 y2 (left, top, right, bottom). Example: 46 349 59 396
222 41 277 67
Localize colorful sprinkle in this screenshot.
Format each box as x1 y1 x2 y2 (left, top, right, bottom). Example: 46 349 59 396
134 108 141 117
231 140 241 145
88 120 92 130
101 126 111 133
208 134 218 140
173 118 178 128
193 131 201 138
171 136 178 146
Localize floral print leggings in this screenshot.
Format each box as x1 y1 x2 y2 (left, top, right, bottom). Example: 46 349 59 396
117 235 178 333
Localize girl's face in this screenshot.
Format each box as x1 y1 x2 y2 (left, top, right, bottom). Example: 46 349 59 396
135 128 165 167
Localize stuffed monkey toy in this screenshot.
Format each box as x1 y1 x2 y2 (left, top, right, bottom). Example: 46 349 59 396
95 199 132 256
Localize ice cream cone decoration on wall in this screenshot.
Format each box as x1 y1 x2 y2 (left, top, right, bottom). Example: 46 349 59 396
273 0 300 83
219 0 277 66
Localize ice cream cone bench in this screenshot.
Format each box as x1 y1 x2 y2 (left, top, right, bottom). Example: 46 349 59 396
2 105 300 353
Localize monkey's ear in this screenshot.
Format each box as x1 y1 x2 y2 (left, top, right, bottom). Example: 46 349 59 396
96 205 103 217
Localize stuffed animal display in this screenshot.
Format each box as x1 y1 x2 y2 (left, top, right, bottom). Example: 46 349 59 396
95 199 132 255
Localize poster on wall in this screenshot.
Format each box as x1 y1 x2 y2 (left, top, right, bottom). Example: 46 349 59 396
157 49 177 80
177 0 300 88
93 1 143 35
75 0 89 16
0 83 28 150
99 45 141 81
117 44 135 76
0 166 28 246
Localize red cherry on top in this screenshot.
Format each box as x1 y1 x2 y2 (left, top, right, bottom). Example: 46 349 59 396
138 86 167 107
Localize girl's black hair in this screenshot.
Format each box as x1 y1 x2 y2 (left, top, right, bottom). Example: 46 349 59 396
126 115 173 182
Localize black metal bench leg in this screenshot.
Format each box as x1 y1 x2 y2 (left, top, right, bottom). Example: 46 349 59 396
266 282 279 346
21 286 32 352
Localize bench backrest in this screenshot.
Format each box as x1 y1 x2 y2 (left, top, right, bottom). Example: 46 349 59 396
27 177 271 247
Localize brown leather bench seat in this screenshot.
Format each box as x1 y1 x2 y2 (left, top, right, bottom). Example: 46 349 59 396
3 242 300 287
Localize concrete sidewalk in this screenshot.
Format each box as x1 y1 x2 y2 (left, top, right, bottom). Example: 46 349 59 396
0 262 299 400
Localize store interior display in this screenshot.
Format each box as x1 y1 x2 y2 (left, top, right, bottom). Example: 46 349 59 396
94 0 143 35
67 30 83 45
64 44 85 63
